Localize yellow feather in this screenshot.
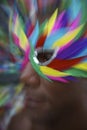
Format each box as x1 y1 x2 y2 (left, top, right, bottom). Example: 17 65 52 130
73 63 87 71
52 24 84 48
40 66 69 77
48 9 58 35
43 9 58 35
13 15 29 51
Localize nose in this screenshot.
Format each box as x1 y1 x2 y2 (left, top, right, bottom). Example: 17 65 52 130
20 62 40 87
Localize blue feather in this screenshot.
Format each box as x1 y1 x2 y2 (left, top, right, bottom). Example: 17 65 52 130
43 28 68 49
29 21 39 47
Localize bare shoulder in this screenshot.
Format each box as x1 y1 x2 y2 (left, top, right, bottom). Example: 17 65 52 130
7 111 31 130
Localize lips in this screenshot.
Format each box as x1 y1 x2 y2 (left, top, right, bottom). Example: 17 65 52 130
25 95 47 109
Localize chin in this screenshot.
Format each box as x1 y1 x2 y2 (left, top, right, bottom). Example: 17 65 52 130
25 102 59 123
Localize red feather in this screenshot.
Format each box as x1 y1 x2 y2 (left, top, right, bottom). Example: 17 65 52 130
36 34 47 48
47 56 87 71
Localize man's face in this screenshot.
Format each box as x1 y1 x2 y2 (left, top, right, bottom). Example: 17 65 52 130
20 62 81 122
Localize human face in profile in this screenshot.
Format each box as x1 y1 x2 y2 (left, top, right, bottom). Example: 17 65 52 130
20 59 86 123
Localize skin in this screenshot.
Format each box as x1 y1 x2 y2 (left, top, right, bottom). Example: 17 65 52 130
7 62 87 130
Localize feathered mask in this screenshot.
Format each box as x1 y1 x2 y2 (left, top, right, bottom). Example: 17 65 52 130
9 0 87 83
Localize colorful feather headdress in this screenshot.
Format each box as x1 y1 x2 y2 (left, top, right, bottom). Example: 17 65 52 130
9 0 87 83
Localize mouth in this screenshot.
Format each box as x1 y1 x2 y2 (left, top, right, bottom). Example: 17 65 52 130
25 95 47 109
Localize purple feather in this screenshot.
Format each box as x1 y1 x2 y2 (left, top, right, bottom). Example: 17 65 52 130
56 38 87 59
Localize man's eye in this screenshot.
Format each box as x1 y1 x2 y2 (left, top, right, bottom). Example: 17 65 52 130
37 51 54 63
34 48 56 66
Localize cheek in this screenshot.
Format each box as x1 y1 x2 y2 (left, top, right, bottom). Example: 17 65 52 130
42 82 60 108
43 81 72 110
